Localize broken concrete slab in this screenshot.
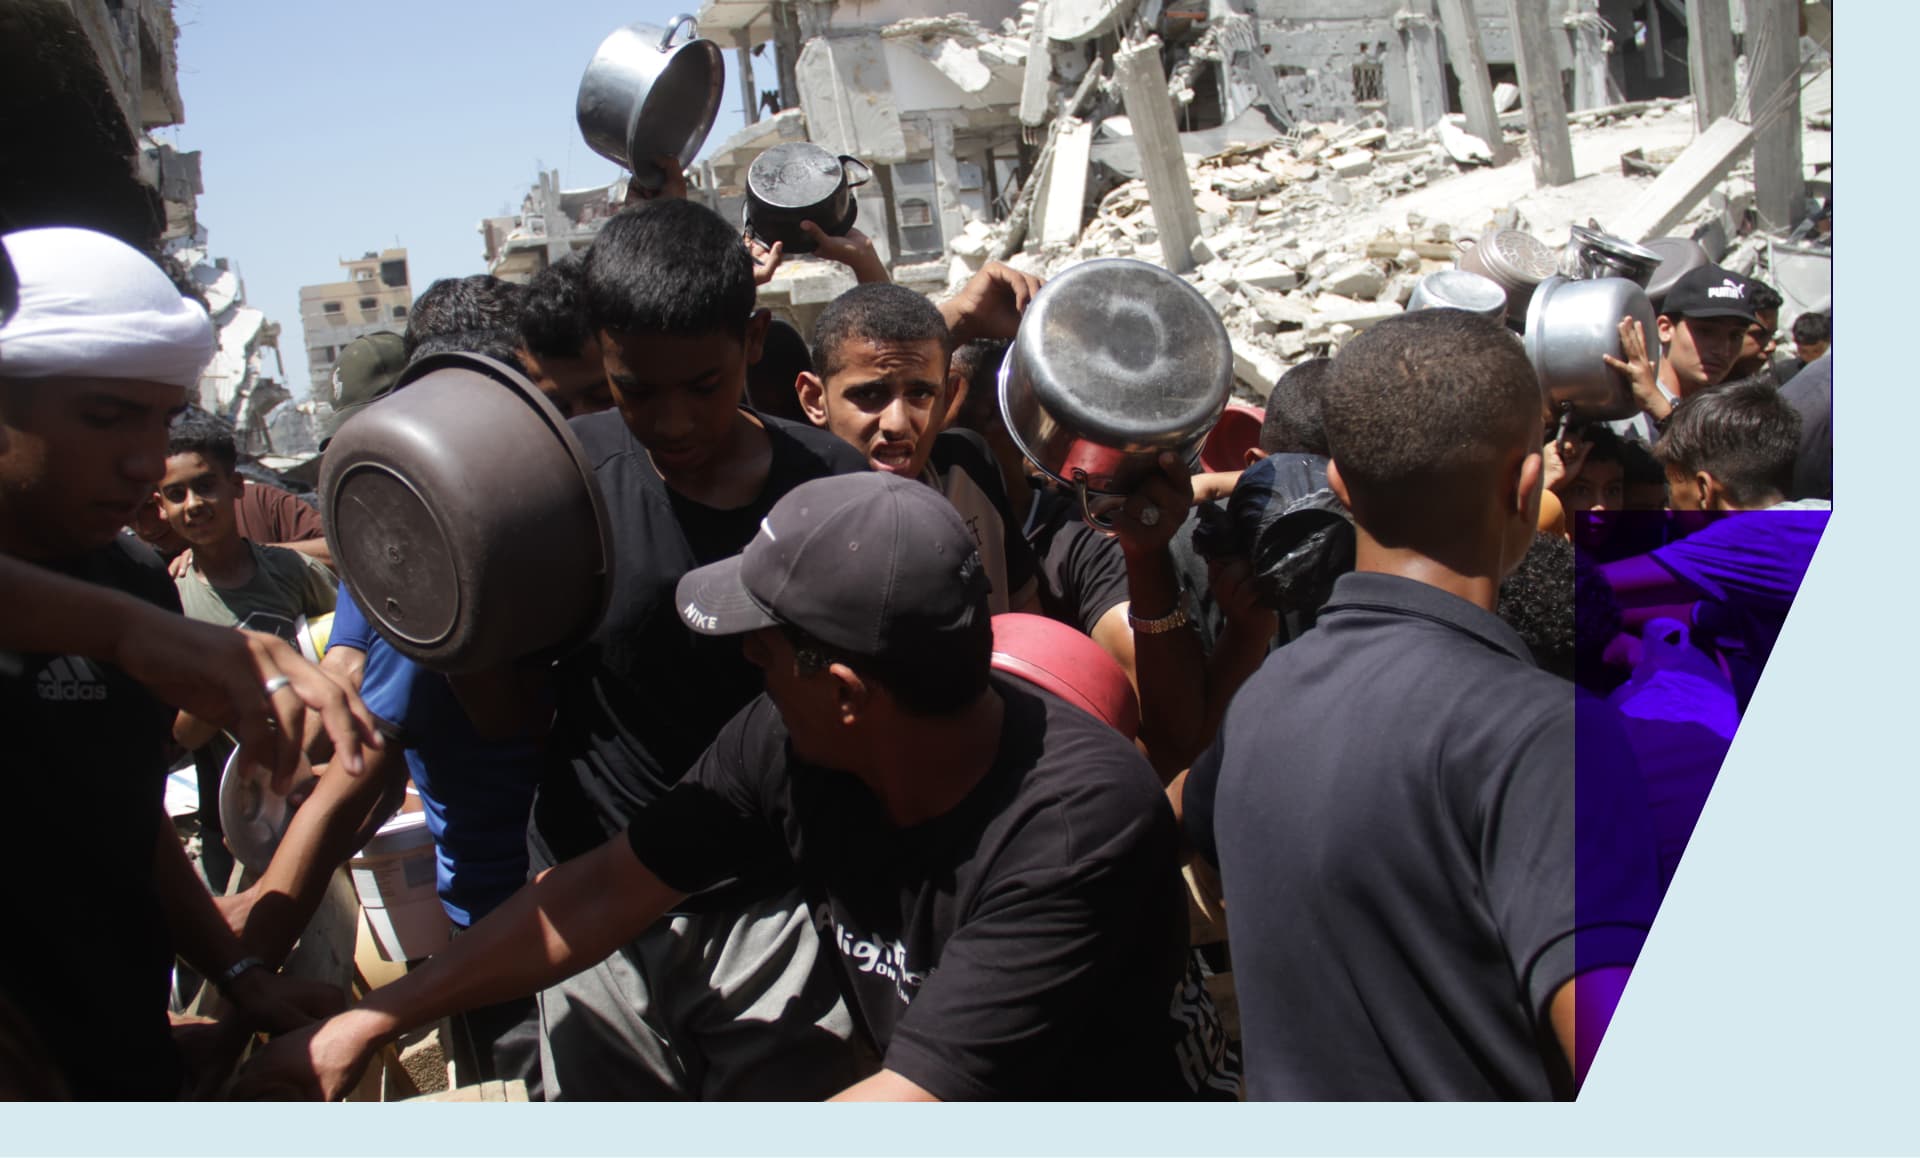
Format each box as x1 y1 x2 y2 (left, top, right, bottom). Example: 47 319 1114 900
1310 293 1403 330
1322 260 1387 300
1236 258 1299 292
1041 117 1095 246
1607 116 1757 242
1231 336 1285 399
1242 287 1313 328
1326 151 1375 178
1436 117 1496 166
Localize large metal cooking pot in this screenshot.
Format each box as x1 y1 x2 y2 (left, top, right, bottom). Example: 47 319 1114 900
321 352 614 672
1641 236 1710 311
998 258 1233 527
744 143 872 254
1406 269 1508 321
1562 224 1663 286
1523 275 1658 422
576 16 723 191
1457 229 1558 328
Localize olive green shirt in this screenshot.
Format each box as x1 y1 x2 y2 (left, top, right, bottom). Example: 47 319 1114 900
175 542 336 643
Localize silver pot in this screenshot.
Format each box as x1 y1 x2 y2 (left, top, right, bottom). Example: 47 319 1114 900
744 143 873 254
1456 229 1558 327
576 17 723 191
1523 276 1658 422
1406 269 1508 321
1561 224 1664 286
998 258 1233 527
1641 236 1710 310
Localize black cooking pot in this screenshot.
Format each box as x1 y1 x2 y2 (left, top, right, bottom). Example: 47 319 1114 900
744 142 872 254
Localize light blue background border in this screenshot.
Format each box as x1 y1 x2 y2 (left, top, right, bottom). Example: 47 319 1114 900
9 1 1910 1153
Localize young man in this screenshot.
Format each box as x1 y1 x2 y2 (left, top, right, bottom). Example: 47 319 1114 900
403 274 526 360
1180 309 1662 1099
239 473 1199 1101
1790 311 1830 369
0 226 352 1098
797 283 1039 617
159 410 337 643
516 253 615 419
1607 264 1759 443
1728 279 1785 383
1653 382 1827 514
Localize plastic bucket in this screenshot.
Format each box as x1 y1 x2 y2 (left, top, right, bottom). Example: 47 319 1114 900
349 810 448 962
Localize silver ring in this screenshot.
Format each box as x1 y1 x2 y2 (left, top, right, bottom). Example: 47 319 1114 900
1137 504 1161 528
262 675 291 697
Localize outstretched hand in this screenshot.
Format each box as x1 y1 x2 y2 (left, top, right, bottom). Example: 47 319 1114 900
112 617 383 791
940 261 1043 343
798 222 889 283
1601 316 1665 420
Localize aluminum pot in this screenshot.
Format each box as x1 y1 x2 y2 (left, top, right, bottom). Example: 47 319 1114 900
321 352 614 672
744 142 872 254
1406 269 1508 321
219 747 318 874
576 16 723 191
1523 275 1658 422
1642 236 1710 311
1561 224 1663 286
998 258 1233 526
1457 229 1559 328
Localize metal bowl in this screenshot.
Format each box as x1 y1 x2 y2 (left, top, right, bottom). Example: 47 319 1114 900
1642 236 1710 310
576 17 723 190
1523 276 1658 421
1406 269 1508 321
321 353 614 671
1562 224 1664 286
1457 229 1558 327
997 258 1233 524
218 749 318 875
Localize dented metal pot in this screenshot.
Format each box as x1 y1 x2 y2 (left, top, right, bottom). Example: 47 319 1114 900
1523 275 1658 422
998 258 1233 526
576 16 723 190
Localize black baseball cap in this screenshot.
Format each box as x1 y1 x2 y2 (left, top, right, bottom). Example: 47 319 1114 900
674 472 990 665
1659 265 1760 325
322 330 408 444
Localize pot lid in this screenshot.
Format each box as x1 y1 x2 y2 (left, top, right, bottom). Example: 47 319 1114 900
1569 224 1663 266
1483 230 1559 283
748 143 848 210
1015 258 1233 442
1416 269 1508 316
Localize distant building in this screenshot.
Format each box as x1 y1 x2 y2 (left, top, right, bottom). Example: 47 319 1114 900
298 249 412 404
480 170 623 283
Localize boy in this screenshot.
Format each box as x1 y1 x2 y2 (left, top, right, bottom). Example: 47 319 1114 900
797 283 1039 616
1652 383 1827 514
158 410 336 643
516 253 614 419
1607 265 1759 443
1790 311 1830 369
1180 309 1661 1099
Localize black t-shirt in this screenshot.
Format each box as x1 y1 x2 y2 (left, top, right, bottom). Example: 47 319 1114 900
0 537 183 1098
624 677 1195 1100
530 410 868 871
924 430 1037 616
1022 483 1131 636
1184 571 1661 1100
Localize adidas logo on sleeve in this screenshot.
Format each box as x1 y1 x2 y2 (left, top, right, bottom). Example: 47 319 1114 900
36 656 109 702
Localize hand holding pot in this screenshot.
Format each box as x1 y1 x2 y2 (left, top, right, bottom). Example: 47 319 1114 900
625 154 688 204
942 261 1044 343
799 221 888 284
1543 430 1592 494
745 234 785 286
1110 452 1195 558
1602 315 1666 420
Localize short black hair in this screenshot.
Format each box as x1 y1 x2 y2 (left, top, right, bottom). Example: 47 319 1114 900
168 408 238 473
1579 422 1628 470
584 200 755 339
782 619 991 717
1654 382 1800 506
744 317 813 424
519 252 593 360
406 275 527 358
1497 532 1575 680
1320 310 1541 544
1747 280 1784 313
1261 358 1331 457
810 284 952 382
1615 434 1665 487
407 328 526 369
949 338 1010 433
1791 312 1830 345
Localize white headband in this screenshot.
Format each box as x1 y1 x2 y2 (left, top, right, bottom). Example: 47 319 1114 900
0 226 216 389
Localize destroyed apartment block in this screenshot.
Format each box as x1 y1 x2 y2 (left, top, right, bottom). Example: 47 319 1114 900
678 0 1828 402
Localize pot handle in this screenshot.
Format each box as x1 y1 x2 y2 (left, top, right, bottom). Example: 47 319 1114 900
659 14 698 49
1456 234 1478 253
1074 474 1125 534
840 157 874 189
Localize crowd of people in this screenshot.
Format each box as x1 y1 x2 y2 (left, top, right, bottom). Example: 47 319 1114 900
0 165 1830 1100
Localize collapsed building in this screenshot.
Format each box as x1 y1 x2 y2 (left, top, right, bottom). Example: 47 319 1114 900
674 0 1829 397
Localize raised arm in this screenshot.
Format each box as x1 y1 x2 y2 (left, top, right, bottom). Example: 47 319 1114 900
233 833 683 1100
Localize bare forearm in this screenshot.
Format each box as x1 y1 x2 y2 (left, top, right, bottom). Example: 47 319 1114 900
152 812 250 977
0 554 140 659
272 539 333 568
344 839 678 1048
1123 548 1209 779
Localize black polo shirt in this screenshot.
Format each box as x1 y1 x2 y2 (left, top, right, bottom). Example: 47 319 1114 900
1184 570 1660 1100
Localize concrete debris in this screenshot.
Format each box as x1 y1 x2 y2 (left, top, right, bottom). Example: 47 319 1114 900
1321 260 1387 300
1235 258 1299 293
1436 116 1496 166
1325 151 1374 179
1493 82 1521 113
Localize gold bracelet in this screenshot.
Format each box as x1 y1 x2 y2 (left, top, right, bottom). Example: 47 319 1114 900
1128 594 1194 636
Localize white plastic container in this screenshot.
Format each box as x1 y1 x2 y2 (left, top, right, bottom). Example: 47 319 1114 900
350 810 449 962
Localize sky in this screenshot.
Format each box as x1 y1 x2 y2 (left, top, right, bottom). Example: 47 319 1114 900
162 0 754 398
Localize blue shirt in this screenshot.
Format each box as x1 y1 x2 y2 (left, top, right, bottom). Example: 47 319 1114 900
335 588 541 927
